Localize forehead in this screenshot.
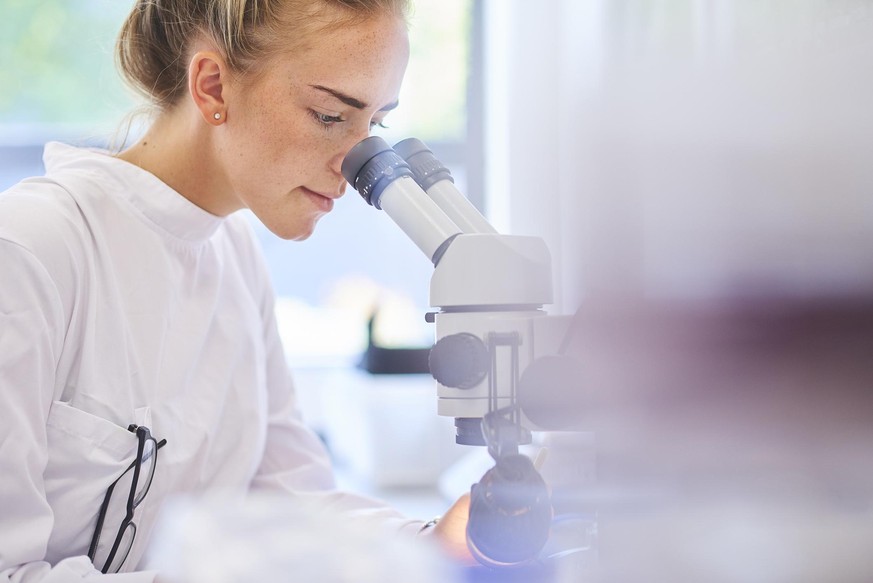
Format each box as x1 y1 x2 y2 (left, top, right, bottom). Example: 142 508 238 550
271 13 409 107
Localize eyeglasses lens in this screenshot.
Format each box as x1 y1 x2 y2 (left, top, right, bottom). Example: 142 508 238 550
134 437 157 505
107 522 136 573
91 472 131 567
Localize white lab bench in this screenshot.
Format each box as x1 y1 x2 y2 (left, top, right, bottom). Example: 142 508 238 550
292 366 476 519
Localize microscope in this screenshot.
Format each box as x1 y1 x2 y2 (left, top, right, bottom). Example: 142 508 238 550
342 137 583 569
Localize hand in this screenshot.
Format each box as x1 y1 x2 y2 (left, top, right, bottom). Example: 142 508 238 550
422 493 478 567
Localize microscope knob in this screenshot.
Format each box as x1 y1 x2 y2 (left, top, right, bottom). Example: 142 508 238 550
429 333 489 389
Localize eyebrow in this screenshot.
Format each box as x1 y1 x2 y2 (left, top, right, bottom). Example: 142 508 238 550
310 84 399 112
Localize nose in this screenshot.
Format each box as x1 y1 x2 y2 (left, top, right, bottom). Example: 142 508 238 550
328 148 346 178
330 126 373 181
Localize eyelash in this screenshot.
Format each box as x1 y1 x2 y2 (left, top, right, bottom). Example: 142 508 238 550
310 110 389 131
311 111 344 127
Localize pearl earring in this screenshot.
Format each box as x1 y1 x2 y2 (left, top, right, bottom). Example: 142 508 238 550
214 112 222 120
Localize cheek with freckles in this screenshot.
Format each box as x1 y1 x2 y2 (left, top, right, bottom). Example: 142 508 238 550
225 112 305 202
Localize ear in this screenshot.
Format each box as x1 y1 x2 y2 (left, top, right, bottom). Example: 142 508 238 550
188 51 228 125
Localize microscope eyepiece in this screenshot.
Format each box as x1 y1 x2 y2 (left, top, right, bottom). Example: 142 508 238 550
393 137 455 191
392 137 497 235
341 136 413 209
341 136 463 263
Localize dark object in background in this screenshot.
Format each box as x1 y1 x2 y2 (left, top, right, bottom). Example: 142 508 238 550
358 312 431 374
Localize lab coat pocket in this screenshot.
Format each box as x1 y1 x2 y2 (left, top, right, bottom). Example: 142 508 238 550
42 401 149 564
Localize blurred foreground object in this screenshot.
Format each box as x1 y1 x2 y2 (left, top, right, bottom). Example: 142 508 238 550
539 6 873 576
144 494 454 583
547 298 873 583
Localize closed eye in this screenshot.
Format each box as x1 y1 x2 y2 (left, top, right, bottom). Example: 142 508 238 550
311 110 345 127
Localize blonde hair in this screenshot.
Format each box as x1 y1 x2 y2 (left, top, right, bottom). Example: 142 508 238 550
116 0 410 109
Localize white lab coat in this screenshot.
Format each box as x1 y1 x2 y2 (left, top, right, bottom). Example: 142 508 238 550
0 143 421 582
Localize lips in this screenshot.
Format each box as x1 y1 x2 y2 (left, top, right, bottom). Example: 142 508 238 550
301 187 339 212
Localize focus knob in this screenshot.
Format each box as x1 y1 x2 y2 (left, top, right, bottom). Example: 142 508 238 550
429 333 489 389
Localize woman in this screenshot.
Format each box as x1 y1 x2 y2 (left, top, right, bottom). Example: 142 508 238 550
0 0 471 579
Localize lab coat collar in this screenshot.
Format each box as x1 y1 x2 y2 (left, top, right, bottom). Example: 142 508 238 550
43 141 225 244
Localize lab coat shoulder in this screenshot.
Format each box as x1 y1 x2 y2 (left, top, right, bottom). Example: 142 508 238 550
0 175 93 249
0 176 94 320
0 176 94 392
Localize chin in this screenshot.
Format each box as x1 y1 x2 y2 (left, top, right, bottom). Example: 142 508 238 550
269 217 320 241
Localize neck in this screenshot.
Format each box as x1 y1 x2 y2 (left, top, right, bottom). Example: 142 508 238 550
116 106 239 216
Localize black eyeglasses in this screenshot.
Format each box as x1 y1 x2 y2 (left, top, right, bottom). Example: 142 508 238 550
88 424 167 574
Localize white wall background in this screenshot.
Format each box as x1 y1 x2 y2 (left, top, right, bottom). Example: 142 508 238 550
483 0 873 312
